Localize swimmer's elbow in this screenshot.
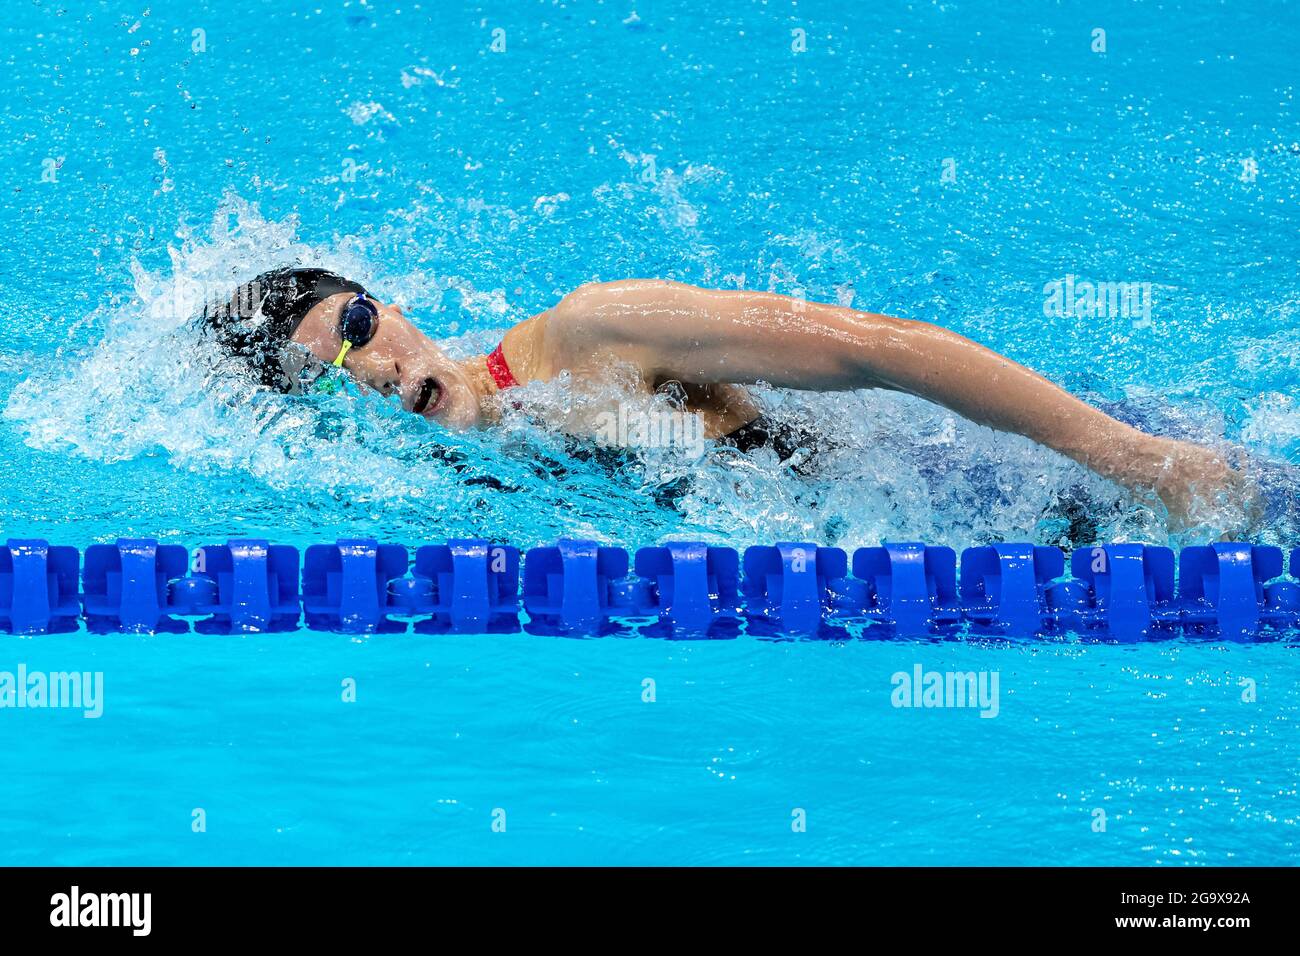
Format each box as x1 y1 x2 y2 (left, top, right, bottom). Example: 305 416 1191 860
833 311 949 389
858 311 951 354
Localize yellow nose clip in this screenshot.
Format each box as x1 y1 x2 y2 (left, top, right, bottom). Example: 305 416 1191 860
330 340 354 367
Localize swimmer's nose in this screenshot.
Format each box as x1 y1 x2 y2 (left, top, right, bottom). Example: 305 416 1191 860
377 361 402 397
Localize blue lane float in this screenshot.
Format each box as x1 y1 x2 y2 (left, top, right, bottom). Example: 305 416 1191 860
850 542 961 636
960 544 1063 637
171 540 301 633
1179 543 1285 639
3 536 1300 640
522 538 629 633
632 541 741 634
410 540 520 632
743 543 847 635
303 539 408 632
1066 543 1177 641
0 540 80 635
83 538 190 633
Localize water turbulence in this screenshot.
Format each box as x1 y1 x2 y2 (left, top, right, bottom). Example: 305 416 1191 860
3 193 1288 551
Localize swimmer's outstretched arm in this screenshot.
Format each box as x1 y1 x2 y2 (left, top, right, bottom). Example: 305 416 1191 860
540 279 1245 525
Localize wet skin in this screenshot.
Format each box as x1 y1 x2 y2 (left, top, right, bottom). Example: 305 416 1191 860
290 280 1255 530
291 293 493 431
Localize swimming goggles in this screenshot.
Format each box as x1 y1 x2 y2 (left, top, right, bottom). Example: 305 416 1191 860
279 294 380 395
305 293 380 394
328 293 380 367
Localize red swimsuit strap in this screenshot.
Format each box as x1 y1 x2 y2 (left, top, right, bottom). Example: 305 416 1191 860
485 342 520 390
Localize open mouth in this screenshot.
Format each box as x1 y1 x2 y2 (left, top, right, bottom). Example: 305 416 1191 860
411 376 441 415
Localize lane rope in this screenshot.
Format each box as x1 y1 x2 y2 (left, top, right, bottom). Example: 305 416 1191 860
1 538 1295 638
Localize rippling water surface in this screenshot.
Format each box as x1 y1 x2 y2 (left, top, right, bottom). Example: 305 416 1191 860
0 0 1296 864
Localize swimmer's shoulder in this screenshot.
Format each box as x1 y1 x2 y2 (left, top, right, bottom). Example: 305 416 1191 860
553 279 698 318
546 278 710 348
522 279 697 378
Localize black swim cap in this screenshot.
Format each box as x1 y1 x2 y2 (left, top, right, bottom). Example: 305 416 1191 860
201 267 367 392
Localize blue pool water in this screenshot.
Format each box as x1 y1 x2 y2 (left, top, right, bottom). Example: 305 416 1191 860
1 0 1297 864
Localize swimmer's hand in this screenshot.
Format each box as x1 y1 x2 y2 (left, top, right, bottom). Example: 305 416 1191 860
1137 437 1263 535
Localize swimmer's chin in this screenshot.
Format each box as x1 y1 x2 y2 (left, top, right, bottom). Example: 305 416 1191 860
416 387 488 430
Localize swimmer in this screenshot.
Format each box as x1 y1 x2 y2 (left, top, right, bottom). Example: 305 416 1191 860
201 267 1253 529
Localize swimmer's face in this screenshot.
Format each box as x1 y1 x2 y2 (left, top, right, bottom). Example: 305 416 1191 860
290 293 486 429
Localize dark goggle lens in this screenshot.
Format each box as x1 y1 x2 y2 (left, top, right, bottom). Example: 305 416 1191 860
340 296 379 347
